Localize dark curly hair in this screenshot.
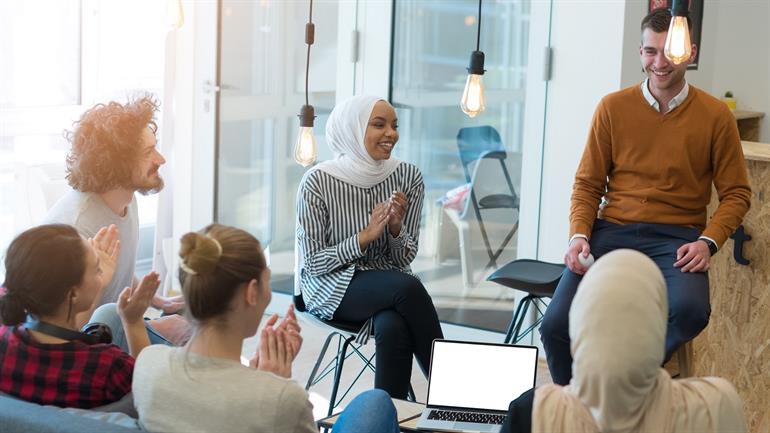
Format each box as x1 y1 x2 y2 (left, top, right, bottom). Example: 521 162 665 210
65 95 159 193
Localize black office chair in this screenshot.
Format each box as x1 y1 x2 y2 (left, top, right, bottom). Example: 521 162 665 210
457 126 520 272
486 259 565 344
293 294 415 416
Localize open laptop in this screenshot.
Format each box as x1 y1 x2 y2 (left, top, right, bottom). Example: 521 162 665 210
416 339 538 433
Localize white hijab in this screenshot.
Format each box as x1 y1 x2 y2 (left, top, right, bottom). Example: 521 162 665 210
314 95 401 188
533 249 747 433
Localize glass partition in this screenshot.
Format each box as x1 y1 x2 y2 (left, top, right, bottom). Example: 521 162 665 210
215 0 343 292
390 0 538 331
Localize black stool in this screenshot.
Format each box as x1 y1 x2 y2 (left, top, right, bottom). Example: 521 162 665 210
486 259 565 344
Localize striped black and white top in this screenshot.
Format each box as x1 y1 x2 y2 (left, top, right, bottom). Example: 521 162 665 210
295 162 424 319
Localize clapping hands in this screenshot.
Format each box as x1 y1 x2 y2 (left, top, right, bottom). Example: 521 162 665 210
91 225 120 290
117 272 160 325
387 191 408 236
249 305 303 378
359 191 408 249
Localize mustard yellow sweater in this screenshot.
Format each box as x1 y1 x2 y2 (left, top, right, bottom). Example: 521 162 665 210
570 84 751 246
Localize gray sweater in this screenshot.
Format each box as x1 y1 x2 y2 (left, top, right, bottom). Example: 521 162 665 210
44 190 139 305
132 345 317 433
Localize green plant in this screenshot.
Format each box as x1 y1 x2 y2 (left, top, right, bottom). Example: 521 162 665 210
724 91 734 98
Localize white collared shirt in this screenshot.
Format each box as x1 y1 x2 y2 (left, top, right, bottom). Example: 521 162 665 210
641 78 689 113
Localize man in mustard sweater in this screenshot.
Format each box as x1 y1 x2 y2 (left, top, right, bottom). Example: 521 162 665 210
540 8 751 385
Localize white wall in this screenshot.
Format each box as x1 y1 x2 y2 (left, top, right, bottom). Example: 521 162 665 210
536 0 628 261
709 0 770 141
622 0 770 141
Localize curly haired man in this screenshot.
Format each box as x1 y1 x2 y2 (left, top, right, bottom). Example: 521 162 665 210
45 96 188 347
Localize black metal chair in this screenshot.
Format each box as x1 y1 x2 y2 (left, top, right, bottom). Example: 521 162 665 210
486 259 565 344
293 294 415 416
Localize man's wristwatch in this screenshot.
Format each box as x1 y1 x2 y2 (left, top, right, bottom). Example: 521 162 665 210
701 238 718 256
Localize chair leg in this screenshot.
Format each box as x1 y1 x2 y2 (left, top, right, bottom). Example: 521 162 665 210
457 220 475 293
306 331 337 390
488 221 518 268
504 299 527 344
509 297 545 342
678 341 693 378
511 296 533 344
328 335 355 416
469 190 499 271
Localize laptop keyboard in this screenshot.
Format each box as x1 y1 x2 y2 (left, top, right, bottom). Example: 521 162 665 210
428 409 505 425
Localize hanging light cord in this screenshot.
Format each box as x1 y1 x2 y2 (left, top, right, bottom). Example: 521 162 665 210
304 0 314 107
476 0 482 51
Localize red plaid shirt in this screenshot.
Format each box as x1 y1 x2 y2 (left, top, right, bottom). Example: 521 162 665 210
0 325 135 408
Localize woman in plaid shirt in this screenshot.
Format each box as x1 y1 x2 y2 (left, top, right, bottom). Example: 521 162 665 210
0 223 157 408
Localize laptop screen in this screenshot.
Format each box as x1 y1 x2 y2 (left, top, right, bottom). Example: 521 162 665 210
426 340 538 412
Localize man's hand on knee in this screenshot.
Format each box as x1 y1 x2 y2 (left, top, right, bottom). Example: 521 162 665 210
564 238 591 275
674 240 710 272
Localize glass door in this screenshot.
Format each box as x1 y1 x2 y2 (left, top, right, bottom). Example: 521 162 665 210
390 0 552 332
215 0 352 292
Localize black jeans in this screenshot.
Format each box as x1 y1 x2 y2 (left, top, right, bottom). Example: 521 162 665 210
334 270 444 398
501 387 534 433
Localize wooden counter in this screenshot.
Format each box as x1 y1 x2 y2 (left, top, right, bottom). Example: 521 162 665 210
742 140 770 162
697 140 770 432
733 110 765 142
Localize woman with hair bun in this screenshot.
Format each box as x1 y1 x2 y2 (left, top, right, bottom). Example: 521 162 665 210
132 223 399 433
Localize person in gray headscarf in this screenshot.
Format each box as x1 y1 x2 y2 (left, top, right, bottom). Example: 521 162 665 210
294 95 443 398
502 249 747 433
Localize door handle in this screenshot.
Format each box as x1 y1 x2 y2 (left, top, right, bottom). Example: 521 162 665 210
202 80 221 93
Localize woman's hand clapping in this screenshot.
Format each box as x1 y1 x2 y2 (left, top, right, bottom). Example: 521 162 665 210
117 272 160 325
387 191 408 236
91 224 120 291
249 305 303 378
359 201 390 251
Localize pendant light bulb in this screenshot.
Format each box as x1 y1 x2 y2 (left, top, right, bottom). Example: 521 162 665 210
168 0 184 30
294 105 317 167
664 16 691 65
461 51 486 118
664 0 691 65
461 73 486 118
296 0 316 167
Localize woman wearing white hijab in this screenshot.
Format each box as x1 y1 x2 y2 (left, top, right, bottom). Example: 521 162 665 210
295 95 443 398
502 249 747 433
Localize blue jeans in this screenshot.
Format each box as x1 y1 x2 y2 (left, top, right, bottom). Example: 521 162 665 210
540 220 711 385
332 389 399 433
88 303 172 353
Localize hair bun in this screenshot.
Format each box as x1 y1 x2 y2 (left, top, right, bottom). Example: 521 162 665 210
179 232 223 276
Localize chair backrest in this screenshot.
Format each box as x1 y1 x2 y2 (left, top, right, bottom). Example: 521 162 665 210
293 294 307 313
456 125 504 182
